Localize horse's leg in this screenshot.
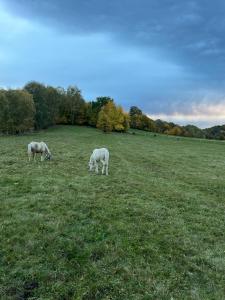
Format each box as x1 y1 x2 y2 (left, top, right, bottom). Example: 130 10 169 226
95 162 99 174
101 160 105 175
41 153 44 162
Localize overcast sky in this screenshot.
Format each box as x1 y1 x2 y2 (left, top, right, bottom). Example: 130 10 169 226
1 0 225 128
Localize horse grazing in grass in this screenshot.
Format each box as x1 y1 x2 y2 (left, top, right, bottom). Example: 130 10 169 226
28 141 52 162
89 148 109 175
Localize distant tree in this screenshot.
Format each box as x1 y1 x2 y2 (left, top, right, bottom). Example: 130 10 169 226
60 86 86 125
97 111 113 133
87 97 113 127
114 106 130 132
0 89 35 134
55 87 67 124
129 106 142 129
24 81 63 129
140 115 156 131
203 125 225 140
183 125 205 138
155 119 168 133
0 90 10 133
129 106 142 116
129 106 156 132
97 101 129 133
166 125 183 136
45 86 61 124
122 111 130 132
24 81 50 129
130 114 142 129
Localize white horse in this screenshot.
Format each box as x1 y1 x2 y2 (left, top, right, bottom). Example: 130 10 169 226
28 141 52 162
89 148 109 175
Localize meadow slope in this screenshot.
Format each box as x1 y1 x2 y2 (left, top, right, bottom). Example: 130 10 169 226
0 126 225 299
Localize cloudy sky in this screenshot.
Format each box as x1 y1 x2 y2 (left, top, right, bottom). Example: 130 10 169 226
1 0 225 128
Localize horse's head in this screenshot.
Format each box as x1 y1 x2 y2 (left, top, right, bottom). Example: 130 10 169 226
89 157 95 171
45 153 52 160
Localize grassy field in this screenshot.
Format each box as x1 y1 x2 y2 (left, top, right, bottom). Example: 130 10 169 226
0 126 225 300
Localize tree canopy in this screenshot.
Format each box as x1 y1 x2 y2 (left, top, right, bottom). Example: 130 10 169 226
97 101 129 133
0 81 224 140
0 89 35 134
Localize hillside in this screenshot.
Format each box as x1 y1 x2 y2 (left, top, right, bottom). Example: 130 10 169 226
0 126 225 299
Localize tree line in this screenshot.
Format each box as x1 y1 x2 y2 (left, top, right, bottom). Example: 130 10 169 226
0 82 129 134
0 81 224 140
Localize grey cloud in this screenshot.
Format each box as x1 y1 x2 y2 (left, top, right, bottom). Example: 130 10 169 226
3 0 225 70
1 0 225 127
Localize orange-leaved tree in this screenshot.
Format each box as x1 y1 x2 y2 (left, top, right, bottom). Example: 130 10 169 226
97 101 130 133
